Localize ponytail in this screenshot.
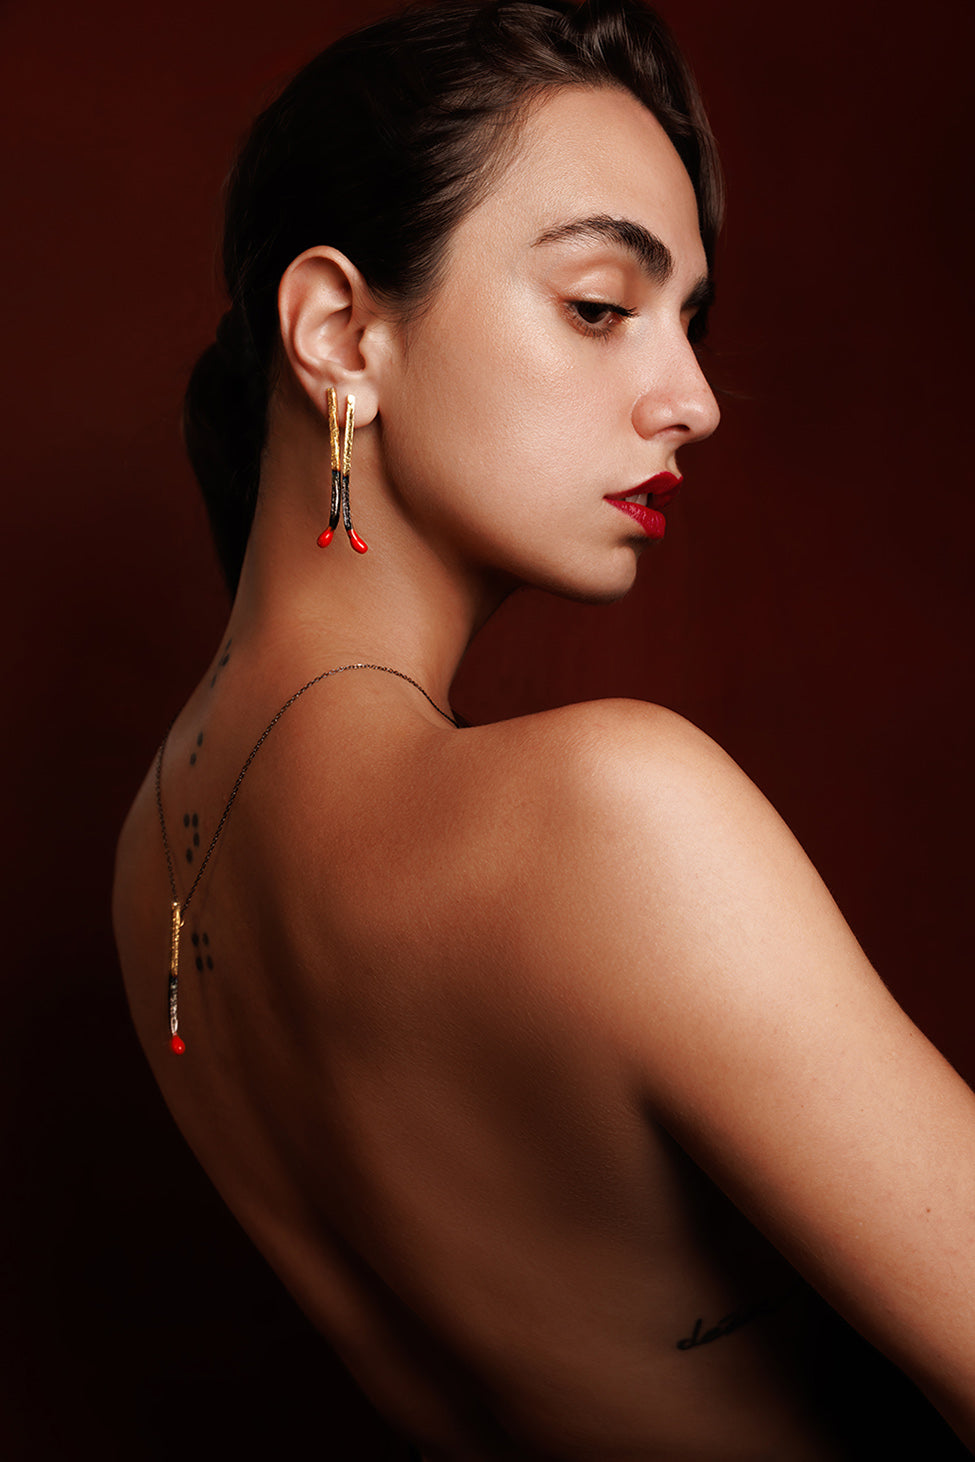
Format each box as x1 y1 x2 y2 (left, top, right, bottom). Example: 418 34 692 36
182 305 268 593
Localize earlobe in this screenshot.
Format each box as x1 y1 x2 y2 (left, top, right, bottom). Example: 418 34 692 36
277 246 383 426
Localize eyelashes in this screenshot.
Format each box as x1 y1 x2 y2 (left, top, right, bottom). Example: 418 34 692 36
565 299 635 338
566 297 707 346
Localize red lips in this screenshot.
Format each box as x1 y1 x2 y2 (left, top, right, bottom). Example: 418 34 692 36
610 471 682 508
605 472 682 541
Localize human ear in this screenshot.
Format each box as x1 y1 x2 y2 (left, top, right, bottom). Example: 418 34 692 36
277 246 389 427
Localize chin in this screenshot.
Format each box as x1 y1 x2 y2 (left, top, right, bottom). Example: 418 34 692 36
531 551 643 606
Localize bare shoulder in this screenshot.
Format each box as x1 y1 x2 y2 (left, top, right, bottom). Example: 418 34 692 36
450 695 733 812
430 692 831 1043
447 695 786 914
467 692 709 760
458 694 930 1091
435 694 813 988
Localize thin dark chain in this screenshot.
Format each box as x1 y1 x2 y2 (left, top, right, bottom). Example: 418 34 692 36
155 662 459 918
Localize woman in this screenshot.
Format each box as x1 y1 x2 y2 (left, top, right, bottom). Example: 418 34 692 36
113 1 975 1456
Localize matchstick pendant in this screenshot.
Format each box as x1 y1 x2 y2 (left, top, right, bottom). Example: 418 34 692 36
169 900 185 1054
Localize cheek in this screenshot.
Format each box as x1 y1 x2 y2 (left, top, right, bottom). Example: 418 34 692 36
439 319 605 481
389 318 512 474
382 280 625 546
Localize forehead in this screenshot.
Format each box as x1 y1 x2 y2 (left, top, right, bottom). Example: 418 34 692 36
447 85 706 277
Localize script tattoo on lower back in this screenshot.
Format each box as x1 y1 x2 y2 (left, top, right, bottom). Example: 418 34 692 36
676 1296 782 1351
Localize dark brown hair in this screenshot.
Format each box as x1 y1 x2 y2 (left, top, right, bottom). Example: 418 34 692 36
183 0 722 592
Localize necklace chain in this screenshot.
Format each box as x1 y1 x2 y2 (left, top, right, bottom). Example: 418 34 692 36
155 661 459 922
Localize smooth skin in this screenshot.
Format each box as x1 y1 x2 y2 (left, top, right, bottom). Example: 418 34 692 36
114 87 975 1458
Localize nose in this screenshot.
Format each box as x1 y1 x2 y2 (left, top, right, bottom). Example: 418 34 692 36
631 337 720 446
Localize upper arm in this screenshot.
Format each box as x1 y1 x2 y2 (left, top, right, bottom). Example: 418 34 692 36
517 700 975 1437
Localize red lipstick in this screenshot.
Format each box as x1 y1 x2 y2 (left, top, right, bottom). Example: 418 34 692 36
605 472 682 541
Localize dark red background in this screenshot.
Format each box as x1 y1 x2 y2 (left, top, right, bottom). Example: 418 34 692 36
3 0 972 1456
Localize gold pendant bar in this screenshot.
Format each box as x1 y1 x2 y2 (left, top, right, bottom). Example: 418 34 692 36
169 900 184 1036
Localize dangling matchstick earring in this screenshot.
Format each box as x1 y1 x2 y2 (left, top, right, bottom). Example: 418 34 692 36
316 386 342 548
317 387 368 553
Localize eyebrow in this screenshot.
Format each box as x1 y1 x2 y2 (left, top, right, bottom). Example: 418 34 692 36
531 214 713 314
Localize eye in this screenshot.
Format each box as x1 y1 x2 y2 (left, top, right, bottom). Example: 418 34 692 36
566 299 635 338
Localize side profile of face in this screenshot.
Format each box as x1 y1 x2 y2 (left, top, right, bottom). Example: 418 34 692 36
375 84 720 604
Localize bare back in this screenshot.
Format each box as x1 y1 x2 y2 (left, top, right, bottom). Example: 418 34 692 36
114 664 966 1460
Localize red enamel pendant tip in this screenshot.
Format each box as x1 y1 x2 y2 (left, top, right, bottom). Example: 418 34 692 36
317 528 334 548
349 530 368 554
170 1034 186 1055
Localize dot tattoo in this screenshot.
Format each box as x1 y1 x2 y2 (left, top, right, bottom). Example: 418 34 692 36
190 929 215 973
184 811 200 864
209 637 233 689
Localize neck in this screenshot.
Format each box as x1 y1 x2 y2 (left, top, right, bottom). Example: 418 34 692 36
223 429 514 708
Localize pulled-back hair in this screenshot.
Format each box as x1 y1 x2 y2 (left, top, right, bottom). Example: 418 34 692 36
183 0 722 592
